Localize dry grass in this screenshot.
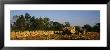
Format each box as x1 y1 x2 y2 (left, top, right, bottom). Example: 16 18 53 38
10 31 100 40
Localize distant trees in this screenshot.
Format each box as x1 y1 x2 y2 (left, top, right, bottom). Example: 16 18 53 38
64 22 70 27
83 24 92 32
92 23 100 32
11 13 100 32
11 13 65 31
82 23 100 32
74 26 80 33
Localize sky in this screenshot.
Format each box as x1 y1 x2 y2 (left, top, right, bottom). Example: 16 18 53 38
10 10 100 27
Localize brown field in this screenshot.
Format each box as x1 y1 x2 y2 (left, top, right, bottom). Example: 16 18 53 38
10 31 100 40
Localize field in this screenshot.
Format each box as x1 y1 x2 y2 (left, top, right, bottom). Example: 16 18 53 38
10 12 100 40
10 31 100 40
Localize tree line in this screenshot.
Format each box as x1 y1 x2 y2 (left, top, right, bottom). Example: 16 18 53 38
11 13 100 32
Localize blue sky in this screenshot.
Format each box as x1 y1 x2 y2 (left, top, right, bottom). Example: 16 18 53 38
10 10 100 27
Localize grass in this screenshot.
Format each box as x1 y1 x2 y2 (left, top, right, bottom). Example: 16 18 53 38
10 31 100 40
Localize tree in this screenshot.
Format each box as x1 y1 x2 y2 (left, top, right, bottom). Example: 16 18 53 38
43 17 50 30
93 23 100 32
25 13 31 20
14 15 26 31
25 13 31 30
64 22 70 27
12 15 19 22
74 26 80 33
30 16 36 31
83 24 92 32
53 22 63 31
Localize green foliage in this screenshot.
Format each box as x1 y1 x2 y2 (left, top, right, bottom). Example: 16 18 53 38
83 24 92 32
74 26 80 33
92 23 100 32
11 13 65 31
82 23 100 32
64 22 70 27
11 13 100 33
